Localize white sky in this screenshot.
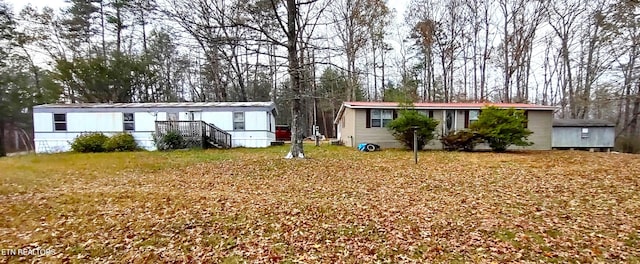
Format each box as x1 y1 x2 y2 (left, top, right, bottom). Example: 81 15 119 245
7 0 408 20
7 0 411 81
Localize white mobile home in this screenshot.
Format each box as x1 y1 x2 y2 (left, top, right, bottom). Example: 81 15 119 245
33 102 277 153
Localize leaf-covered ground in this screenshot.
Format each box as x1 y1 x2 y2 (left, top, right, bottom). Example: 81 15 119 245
1 146 639 263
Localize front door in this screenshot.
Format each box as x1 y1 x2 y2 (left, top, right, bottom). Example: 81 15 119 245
188 111 201 121
444 110 456 134
188 111 202 136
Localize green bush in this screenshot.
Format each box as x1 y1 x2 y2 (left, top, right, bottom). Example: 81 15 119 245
70 133 109 153
441 130 482 151
104 133 139 152
470 106 533 152
387 110 439 150
154 130 185 150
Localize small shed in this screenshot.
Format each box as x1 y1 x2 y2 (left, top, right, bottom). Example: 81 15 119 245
552 119 615 151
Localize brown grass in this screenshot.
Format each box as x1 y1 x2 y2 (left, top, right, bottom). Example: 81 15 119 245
1 146 639 263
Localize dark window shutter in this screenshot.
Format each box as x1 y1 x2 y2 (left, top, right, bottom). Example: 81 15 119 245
523 110 529 128
366 109 371 128
393 110 398 119
428 110 434 118
464 110 470 128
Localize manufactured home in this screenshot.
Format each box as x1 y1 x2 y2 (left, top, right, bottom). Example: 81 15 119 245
333 102 556 150
552 119 615 151
33 102 277 153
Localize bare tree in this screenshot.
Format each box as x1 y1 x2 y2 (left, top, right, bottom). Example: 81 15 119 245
498 0 546 103
331 0 390 101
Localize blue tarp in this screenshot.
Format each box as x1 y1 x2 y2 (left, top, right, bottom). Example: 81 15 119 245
358 143 380 152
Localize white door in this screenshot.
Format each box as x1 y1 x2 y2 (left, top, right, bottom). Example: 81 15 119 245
188 111 201 121
444 110 456 134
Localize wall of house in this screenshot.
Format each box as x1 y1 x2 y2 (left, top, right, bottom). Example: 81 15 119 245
353 109 404 149
525 110 553 150
429 110 445 150
338 108 357 147
346 108 553 150
552 127 615 148
202 111 274 147
201 112 233 130
347 108 450 150
33 109 276 153
34 111 159 153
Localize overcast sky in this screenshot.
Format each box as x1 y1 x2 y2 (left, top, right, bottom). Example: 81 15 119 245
6 0 410 55
7 0 409 20
7 0 411 81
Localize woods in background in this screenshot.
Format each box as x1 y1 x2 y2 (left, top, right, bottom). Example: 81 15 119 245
1 0 639 156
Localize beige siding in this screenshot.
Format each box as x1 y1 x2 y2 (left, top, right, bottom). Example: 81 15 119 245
340 108 357 147
468 110 553 151
346 108 553 151
526 110 552 150
456 110 466 131
354 109 403 148
428 110 444 149
352 109 445 150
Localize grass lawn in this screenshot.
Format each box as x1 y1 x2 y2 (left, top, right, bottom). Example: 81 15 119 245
1 145 639 263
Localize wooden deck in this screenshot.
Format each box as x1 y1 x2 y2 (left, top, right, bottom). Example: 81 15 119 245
155 121 232 149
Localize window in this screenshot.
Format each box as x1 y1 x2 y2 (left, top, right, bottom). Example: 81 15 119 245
267 112 272 132
469 110 479 126
233 112 245 130
371 109 393 127
581 128 589 138
54 113 67 131
123 113 135 131
417 110 434 118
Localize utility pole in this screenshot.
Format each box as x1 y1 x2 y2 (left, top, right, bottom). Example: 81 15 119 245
312 49 319 147
412 126 419 164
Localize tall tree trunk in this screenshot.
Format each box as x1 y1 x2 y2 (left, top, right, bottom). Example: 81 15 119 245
381 47 386 94
480 4 489 101
100 0 106 58
628 81 640 136
115 3 122 54
503 5 510 103
286 0 304 158
372 43 378 101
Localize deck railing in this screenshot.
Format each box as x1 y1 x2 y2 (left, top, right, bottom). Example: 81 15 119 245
203 121 232 148
155 121 231 149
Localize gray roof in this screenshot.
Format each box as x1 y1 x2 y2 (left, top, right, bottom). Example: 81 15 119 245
553 119 615 127
34 102 275 109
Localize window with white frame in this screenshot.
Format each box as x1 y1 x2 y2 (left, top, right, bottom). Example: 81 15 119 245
233 112 245 130
123 113 135 131
469 110 480 125
371 109 393 127
53 113 67 131
267 112 272 132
